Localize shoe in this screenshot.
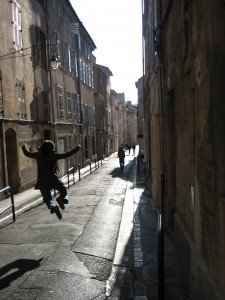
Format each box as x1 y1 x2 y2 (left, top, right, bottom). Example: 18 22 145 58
56 197 65 210
50 207 55 214
54 206 62 220
63 198 68 204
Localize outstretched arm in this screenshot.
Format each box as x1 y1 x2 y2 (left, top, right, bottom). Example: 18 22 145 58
55 144 81 159
22 144 39 159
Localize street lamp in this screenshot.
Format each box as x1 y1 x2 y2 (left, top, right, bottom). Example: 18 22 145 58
50 54 59 70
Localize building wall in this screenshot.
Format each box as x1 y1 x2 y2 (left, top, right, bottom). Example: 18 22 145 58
0 0 97 192
162 1 225 298
143 0 225 298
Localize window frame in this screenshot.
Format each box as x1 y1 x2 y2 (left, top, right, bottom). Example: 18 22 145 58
11 0 22 50
57 86 64 119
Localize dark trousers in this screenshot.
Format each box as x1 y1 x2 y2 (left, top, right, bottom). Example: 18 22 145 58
41 184 67 209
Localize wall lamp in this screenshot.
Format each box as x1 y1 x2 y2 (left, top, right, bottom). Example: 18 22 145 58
50 54 59 70
49 44 59 70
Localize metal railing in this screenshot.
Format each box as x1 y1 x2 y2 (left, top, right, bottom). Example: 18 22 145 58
0 186 16 222
66 155 106 188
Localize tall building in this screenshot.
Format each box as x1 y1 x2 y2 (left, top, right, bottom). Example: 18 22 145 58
142 1 225 299
0 0 96 192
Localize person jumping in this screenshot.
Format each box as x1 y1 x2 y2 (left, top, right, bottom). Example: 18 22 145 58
22 140 81 220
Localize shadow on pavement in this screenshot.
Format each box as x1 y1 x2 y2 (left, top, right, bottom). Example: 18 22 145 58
0 258 43 290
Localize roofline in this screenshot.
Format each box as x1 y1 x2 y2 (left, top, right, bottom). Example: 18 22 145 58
67 0 97 50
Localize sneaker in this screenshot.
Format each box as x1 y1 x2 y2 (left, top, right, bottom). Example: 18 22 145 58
54 206 62 220
56 197 65 210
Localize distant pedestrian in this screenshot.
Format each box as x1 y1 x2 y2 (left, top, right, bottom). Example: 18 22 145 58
132 144 136 155
127 144 131 155
22 140 81 220
118 145 125 172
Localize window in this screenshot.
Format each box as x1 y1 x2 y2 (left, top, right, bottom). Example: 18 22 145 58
67 90 72 120
35 28 47 70
11 0 22 50
72 93 80 123
79 59 83 80
16 81 26 119
57 86 64 119
70 49 78 75
52 29 60 62
62 41 69 70
86 65 89 84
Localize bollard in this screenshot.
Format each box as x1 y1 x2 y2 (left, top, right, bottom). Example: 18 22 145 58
67 170 70 188
78 164 81 181
72 167 75 184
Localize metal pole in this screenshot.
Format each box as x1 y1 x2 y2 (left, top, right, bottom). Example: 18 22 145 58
67 170 70 188
78 164 81 181
10 188 16 222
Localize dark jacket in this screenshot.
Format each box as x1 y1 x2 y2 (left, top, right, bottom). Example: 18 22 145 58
118 147 125 159
22 145 81 190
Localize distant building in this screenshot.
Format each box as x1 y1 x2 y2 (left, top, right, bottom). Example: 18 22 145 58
93 64 113 158
126 101 137 146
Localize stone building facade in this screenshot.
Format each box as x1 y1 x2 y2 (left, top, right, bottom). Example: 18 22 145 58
143 0 225 299
94 64 113 158
0 0 96 193
126 101 137 146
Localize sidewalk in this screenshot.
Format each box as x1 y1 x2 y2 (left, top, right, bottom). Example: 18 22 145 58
113 156 187 299
133 159 187 299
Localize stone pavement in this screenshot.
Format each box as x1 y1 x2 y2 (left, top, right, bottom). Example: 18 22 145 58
0 152 187 299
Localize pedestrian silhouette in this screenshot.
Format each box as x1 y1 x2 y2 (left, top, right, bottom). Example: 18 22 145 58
118 145 125 172
127 144 131 155
22 140 81 220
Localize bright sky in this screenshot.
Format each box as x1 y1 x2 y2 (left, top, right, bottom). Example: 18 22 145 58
71 0 143 104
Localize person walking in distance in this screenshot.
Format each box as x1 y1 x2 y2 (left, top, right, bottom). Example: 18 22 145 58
22 140 81 220
127 144 131 155
132 144 136 155
118 145 125 172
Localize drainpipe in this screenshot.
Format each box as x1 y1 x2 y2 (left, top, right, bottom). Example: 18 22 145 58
75 30 84 167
